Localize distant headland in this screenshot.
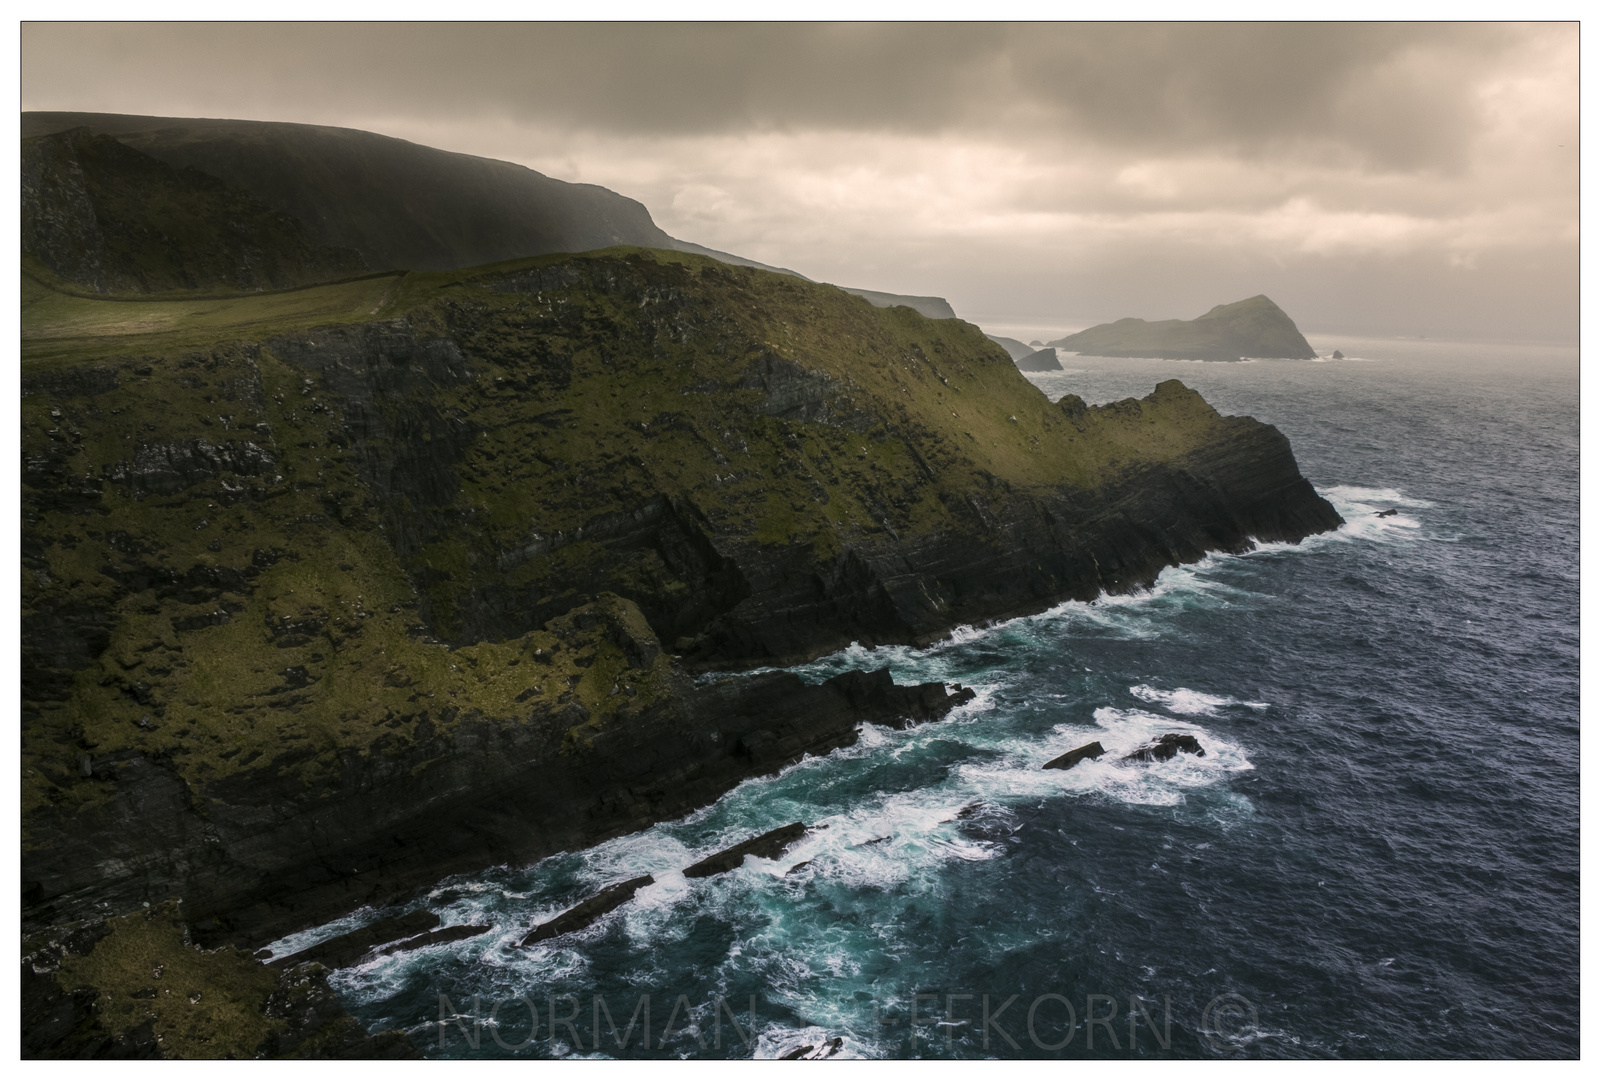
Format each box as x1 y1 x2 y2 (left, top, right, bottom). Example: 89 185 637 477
1050 295 1317 362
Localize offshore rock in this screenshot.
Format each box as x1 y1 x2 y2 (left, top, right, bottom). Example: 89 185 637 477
521 876 654 946
1043 741 1105 769
1124 733 1206 763
377 923 492 957
1014 346 1063 372
683 823 809 878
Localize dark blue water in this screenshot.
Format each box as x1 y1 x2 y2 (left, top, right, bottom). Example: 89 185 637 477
270 336 1579 1059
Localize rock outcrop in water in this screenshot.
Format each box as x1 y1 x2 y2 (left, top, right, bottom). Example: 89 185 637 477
1043 741 1105 769
1051 295 1317 361
683 822 809 878
1124 733 1206 762
21 245 1340 1031
1014 346 1063 372
519 821 812 946
521 876 655 946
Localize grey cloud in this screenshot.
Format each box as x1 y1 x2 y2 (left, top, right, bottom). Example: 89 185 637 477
22 22 1548 170
18 22 1578 340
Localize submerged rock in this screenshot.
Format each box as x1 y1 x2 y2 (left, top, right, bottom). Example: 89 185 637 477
683 822 808 878
1043 741 1105 770
1123 733 1206 763
377 923 492 957
521 876 654 946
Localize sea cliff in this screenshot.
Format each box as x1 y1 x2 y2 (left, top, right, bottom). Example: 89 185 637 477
22 248 1340 1053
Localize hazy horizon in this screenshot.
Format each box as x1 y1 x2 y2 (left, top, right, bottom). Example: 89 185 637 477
21 22 1580 342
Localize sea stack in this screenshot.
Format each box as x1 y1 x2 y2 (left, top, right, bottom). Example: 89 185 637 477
1015 346 1063 372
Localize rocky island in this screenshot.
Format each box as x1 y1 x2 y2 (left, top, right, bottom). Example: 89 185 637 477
20 115 1342 1057
1051 294 1318 361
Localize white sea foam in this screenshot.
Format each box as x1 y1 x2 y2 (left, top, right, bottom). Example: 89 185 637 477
943 705 1256 810
261 905 382 962
1130 684 1269 716
753 1023 867 1060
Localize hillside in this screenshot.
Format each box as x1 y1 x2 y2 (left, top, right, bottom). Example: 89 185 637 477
22 112 958 318
833 286 957 320
985 333 1035 361
1052 294 1317 361
23 112 679 280
22 128 366 293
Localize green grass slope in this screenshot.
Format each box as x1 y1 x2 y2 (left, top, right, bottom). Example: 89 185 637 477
23 112 678 276
22 129 366 294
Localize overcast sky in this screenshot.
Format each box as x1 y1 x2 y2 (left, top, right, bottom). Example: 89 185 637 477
21 22 1579 341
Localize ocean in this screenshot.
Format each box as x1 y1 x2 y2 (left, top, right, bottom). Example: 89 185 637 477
267 335 1580 1059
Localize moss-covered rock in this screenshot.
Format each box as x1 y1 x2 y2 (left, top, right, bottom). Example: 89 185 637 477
21 901 413 1058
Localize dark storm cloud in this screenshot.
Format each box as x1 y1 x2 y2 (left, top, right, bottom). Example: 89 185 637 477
22 22 1529 170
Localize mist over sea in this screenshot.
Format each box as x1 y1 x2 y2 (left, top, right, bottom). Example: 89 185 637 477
275 337 1579 1058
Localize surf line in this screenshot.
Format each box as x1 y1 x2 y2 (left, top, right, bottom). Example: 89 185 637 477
517 727 1206 949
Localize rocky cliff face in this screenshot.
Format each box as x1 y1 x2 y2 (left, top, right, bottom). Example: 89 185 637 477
21 249 1339 964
